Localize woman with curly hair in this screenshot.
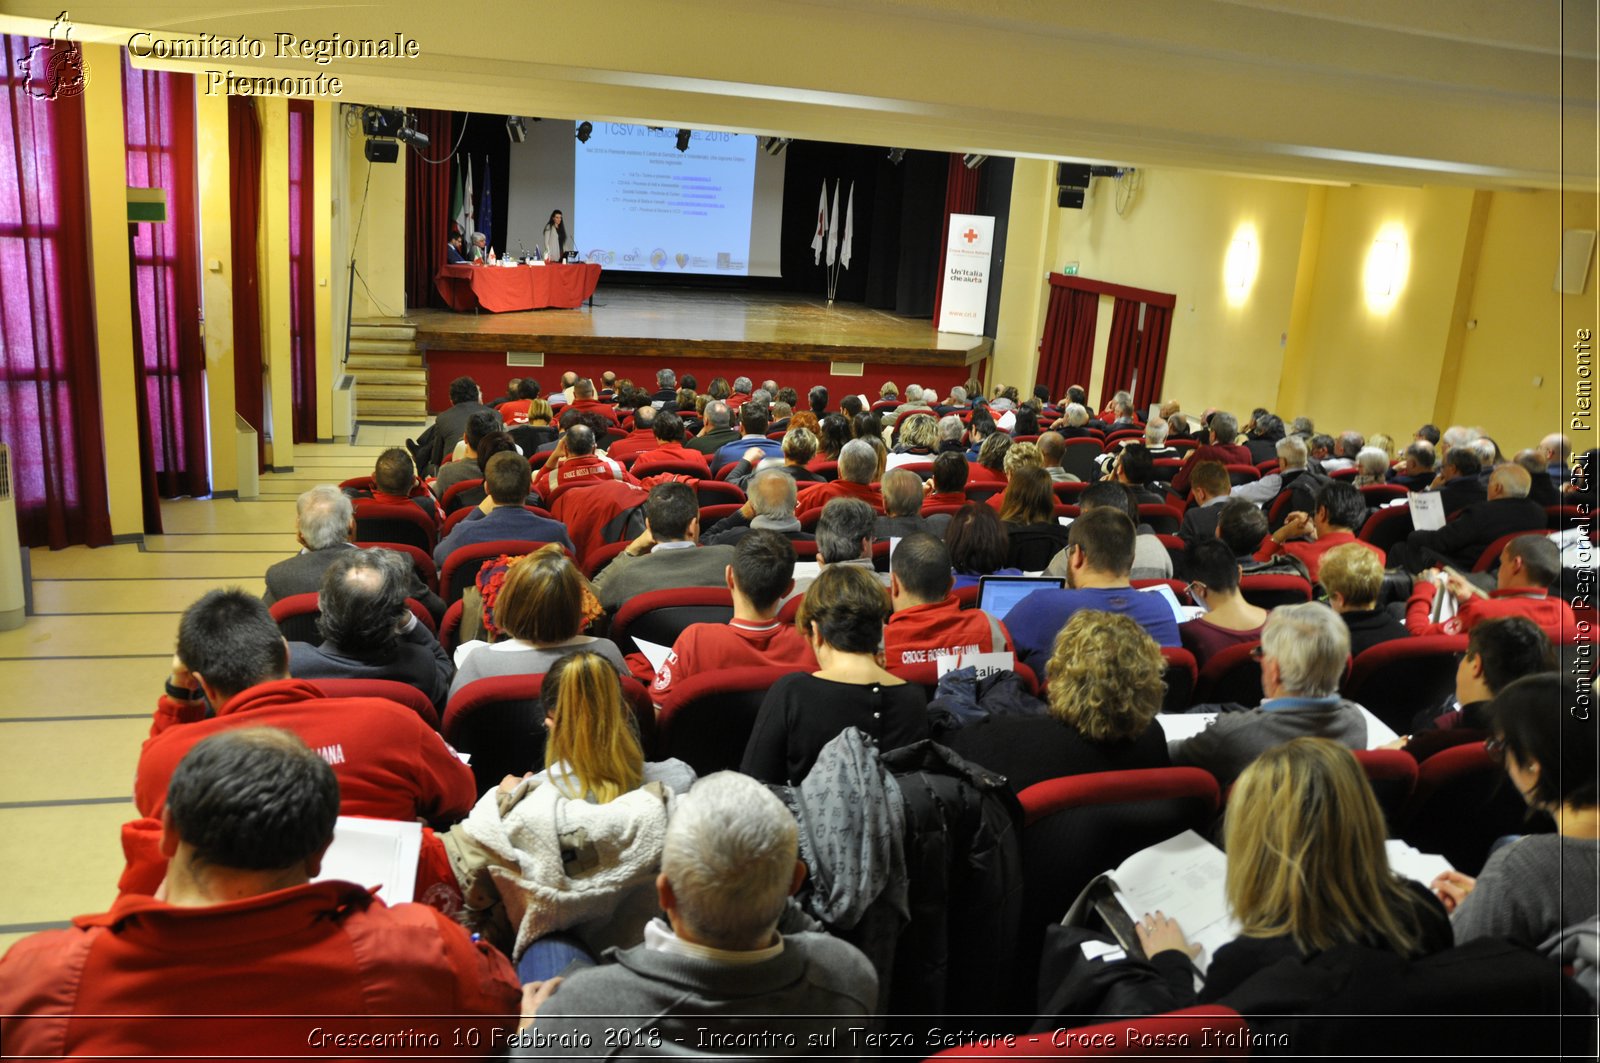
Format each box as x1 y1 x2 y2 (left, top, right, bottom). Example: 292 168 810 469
947 610 1169 793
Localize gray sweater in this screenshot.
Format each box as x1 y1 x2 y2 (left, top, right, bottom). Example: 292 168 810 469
1452 834 1600 948
590 543 736 612
448 637 627 700
515 931 877 1057
1169 697 1368 787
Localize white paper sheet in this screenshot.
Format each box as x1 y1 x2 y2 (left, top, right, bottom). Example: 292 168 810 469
1109 830 1238 974
1385 840 1454 887
315 817 422 904
1408 491 1446 531
633 637 673 676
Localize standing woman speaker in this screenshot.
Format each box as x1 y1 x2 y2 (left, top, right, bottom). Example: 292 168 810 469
542 210 572 261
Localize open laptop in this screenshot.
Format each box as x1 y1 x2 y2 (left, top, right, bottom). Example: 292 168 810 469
977 575 1065 620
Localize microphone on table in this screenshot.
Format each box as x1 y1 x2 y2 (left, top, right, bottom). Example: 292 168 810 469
517 240 530 264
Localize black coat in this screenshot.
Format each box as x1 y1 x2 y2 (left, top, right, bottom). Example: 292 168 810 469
1397 497 1548 573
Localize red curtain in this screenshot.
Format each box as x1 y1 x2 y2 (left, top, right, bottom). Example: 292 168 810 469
122 58 208 506
287 100 318 443
1037 285 1100 401
404 109 454 310
228 97 265 471
0 36 113 548
1098 297 1175 413
931 153 981 324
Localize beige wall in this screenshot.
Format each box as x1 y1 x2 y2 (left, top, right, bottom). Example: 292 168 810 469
195 88 237 493
989 159 1056 396
1446 189 1598 455
258 99 295 469
1050 168 1312 415
79 42 144 538
1008 165 1593 453
347 146 407 321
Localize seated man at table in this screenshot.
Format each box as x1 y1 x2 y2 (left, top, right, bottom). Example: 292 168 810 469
446 229 468 263
435 451 575 571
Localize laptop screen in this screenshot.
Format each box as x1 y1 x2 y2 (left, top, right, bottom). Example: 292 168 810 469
978 575 1065 620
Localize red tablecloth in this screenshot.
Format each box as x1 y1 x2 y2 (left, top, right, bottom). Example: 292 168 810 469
434 262 602 312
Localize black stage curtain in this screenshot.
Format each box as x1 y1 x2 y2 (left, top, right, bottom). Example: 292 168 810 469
455 112 512 256
977 157 1013 338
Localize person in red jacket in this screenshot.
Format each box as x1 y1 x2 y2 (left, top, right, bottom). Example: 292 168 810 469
564 376 620 424
125 590 475 893
605 403 662 465
922 450 971 508
0 728 519 1057
540 422 632 506
650 530 817 704
628 410 712 477
1252 480 1382 581
1406 534 1576 639
1170 410 1252 497
883 532 1012 670
796 438 885 515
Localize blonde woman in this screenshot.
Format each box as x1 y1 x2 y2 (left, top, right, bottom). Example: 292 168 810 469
521 651 694 803
450 651 694 983
449 545 624 699
949 610 1169 793
1137 737 1451 1002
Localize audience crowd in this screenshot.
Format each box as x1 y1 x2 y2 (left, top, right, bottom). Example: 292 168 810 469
1 369 1594 1056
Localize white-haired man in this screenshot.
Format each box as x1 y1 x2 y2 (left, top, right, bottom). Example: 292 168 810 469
1168 602 1368 786
515 772 876 1051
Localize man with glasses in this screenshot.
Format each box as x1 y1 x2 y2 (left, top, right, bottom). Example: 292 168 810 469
1168 601 1368 787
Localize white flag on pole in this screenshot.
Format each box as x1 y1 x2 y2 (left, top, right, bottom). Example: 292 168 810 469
811 181 828 265
461 156 475 239
826 181 840 267
840 182 855 270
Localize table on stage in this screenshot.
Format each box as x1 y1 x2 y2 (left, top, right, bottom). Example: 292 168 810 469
434 262 602 312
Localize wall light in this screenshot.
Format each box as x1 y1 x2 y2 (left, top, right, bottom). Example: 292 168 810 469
1223 226 1259 305
1363 224 1409 311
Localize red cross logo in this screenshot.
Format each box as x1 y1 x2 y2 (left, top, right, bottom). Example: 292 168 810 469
963 228 979 243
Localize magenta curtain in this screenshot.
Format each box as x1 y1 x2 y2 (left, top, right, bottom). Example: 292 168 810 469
122 57 208 507
0 36 113 548
228 97 265 471
1037 285 1099 401
404 109 454 309
931 153 980 324
287 100 317 444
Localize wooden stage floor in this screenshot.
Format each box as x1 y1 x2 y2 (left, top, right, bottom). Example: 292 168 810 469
410 288 990 368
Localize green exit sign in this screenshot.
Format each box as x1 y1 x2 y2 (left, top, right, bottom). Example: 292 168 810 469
1062 262 1079 275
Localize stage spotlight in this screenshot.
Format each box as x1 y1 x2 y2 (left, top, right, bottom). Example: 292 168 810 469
675 128 692 152
761 136 791 156
962 153 987 170
360 106 426 160
506 115 527 142
576 120 593 143
887 147 906 165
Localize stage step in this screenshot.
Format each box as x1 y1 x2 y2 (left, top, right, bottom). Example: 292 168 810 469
347 353 423 370
358 398 428 419
347 339 419 357
348 318 426 424
350 319 418 342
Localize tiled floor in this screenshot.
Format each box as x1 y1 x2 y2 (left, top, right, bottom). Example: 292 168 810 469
0 427 416 958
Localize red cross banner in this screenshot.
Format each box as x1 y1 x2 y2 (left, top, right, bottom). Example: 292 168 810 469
937 213 995 335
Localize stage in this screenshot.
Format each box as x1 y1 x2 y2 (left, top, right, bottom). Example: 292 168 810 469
411 288 992 411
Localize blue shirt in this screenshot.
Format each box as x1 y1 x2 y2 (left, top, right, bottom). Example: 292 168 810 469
433 505 576 570
713 434 784 470
1007 585 1182 676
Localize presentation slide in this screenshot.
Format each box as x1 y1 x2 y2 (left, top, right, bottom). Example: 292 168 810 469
574 124 775 276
